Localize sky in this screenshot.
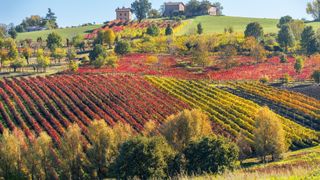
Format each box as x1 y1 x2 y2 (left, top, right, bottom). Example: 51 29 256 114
0 0 313 27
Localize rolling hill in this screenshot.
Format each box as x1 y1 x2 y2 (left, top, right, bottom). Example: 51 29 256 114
178 16 320 35
16 24 101 41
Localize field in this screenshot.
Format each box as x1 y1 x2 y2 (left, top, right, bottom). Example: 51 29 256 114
16 24 101 41
75 53 320 81
0 74 318 150
178 16 320 35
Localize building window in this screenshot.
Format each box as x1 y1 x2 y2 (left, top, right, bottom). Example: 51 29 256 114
124 13 127 16
120 13 122 16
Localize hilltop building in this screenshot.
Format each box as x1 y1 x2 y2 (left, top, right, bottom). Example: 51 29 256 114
163 2 185 17
116 7 132 21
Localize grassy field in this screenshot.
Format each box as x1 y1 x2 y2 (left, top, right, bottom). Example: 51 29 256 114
178 16 320 35
16 24 101 41
187 146 320 180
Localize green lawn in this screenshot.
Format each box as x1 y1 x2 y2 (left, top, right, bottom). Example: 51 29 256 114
17 24 101 42
178 16 320 35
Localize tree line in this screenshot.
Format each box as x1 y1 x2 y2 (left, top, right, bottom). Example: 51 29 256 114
0 107 287 179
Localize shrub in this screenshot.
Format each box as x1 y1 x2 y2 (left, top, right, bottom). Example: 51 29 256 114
114 41 130 55
146 24 160 37
259 76 270 84
89 44 106 61
68 60 78 72
312 70 320 83
183 136 239 175
294 56 304 73
111 136 175 179
280 53 288 63
280 74 291 84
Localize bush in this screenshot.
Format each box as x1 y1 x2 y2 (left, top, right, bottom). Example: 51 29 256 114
183 136 239 175
68 60 78 72
89 44 106 61
146 24 160 37
259 76 270 84
312 70 320 83
280 74 291 84
280 53 288 63
114 41 130 55
294 56 304 73
111 136 175 179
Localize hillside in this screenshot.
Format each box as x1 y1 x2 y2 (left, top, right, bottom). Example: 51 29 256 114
16 24 101 41
0 74 318 149
178 16 320 35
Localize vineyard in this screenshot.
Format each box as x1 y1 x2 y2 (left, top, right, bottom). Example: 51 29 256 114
85 20 183 39
146 76 320 149
0 74 318 150
0 75 189 144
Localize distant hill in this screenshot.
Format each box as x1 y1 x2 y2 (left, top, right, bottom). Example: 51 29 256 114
16 24 101 42
178 16 320 35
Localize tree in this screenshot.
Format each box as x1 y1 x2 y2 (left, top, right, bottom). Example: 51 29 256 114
0 24 7 38
58 124 88 180
87 120 117 179
148 9 161 18
105 29 116 49
220 44 237 69
236 134 252 165
307 0 320 21
68 60 78 72
301 26 319 55
312 70 320 83
277 25 295 52
67 47 77 61
10 56 27 72
8 27 17 39
45 8 58 29
159 109 212 151
72 35 85 51
277 15 293 28
89 44 107 61
46 32 62 51
253 107 287 163
0 129 27 179
212 2 223 15
114 41 130 55
294 56 304 73
111 136 175 179
197 23 203 35
36 50 50 72
183 136 239 175
288 20 305 41
22 47 32 64
146 24 160 37
251 44 266 62
165 24 173 36
244 22 264 41
131 0 152 22
52 47 66 64
23 132 55 180
186 0 201 16
191 41 211 67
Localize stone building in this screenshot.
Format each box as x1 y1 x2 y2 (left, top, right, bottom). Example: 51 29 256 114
163 2 185 17
116 7 132 21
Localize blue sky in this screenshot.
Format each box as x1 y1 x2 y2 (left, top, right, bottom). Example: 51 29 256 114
0 0 313 27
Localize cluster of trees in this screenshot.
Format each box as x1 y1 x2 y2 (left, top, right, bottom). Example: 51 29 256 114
0 109 239 179
130 0 223 22
184 0 223 17
15 8 58 33
0 105 289 179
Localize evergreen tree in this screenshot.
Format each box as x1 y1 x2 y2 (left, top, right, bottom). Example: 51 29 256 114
301 26 319 55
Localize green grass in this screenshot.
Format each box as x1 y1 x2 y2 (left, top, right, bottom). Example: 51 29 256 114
188 146 320 180
178 16 320 35
17 25 101 42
